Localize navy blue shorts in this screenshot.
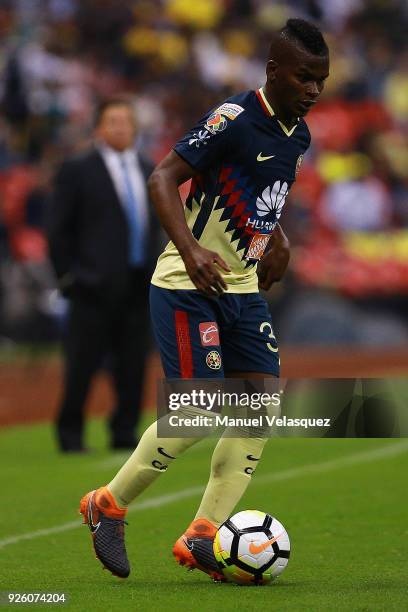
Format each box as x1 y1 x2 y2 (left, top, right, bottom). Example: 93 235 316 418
149 285 280 378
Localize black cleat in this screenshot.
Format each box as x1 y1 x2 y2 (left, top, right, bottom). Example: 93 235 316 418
79 487 130 578
173 518 225 582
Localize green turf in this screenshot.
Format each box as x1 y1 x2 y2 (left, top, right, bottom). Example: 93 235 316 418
1 417 407 611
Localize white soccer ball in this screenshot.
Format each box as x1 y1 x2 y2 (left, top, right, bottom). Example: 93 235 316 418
213 510 290 585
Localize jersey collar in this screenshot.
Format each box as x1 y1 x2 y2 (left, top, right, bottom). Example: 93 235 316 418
256 87 299 137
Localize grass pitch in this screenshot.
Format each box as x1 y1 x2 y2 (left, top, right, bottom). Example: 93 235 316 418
1 417 407 611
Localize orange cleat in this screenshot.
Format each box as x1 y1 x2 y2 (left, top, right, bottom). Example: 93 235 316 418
79 486 130 578
173 518 225 582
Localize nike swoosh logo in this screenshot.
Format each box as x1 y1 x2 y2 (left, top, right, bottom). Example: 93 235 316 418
246 454 260 461
158 447 176 459
248 531 284 555
183 536 194 551
257 153 275 162
88 497 101 533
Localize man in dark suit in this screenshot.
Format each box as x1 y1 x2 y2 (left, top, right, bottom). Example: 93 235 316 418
47 96 157 452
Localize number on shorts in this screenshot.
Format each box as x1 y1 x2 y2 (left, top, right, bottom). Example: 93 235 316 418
259 321 278 353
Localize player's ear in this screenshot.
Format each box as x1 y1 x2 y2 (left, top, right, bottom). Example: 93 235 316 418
266 60 278 82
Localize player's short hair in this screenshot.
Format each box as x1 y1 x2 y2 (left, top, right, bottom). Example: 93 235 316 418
94 95 135 127
279 18 328 57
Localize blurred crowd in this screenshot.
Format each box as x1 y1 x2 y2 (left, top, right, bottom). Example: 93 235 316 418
0 0 408 346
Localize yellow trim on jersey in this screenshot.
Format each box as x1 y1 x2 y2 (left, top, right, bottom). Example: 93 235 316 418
258 87 298 137
151 194 260 293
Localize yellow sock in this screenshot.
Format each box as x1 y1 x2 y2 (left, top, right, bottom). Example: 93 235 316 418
108 410 206 507
194 435 269 527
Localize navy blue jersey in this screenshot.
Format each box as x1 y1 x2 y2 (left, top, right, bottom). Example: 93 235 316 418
151 88 310 293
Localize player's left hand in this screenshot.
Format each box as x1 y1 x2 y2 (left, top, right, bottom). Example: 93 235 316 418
257 223 290 291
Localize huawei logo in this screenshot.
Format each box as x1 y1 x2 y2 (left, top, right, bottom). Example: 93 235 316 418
256 181 289 219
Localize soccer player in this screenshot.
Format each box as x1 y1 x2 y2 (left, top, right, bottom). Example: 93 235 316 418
79 18 329 580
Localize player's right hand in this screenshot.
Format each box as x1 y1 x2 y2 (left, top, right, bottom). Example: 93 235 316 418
182 244 230 296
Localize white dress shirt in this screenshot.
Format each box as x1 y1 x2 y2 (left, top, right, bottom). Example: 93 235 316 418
98 143 149 233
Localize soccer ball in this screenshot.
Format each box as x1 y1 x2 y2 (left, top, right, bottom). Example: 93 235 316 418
213 510 290 585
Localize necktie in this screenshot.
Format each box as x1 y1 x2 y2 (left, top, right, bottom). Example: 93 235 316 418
120 156 145 266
